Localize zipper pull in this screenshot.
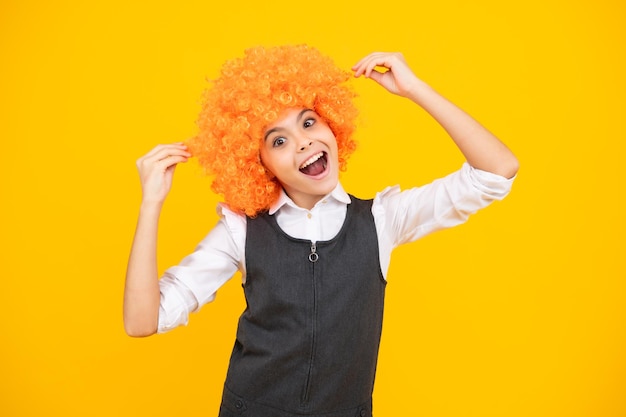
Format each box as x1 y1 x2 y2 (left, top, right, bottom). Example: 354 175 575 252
308 241 319 263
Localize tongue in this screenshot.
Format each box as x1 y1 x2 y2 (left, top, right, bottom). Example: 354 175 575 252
301 157 326 176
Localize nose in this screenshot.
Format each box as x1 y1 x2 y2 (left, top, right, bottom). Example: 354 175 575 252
298 138 313 152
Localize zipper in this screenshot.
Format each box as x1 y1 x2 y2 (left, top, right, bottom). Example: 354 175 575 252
302 240 318 406
308 241 319 263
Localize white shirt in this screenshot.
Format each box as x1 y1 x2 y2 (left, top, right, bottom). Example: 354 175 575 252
157 163 515 333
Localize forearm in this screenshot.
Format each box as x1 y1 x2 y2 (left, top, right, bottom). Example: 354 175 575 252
123 202 162 337
406 80 519 179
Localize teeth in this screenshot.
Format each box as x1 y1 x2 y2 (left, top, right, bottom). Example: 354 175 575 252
300 152 324 169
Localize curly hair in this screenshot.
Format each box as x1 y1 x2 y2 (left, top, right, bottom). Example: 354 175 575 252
188 44 359 216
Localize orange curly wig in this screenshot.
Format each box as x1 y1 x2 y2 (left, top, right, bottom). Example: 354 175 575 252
188 44 359 216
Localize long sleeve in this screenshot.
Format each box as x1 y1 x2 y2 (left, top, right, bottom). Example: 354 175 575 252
372 163 515 276
157 205 246 333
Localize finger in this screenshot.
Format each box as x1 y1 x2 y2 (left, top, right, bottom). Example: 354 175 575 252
149 155 189 176
352 52 384 77
159 153 190 168
143 146 191 166
352 52 386 68
141 142 189 161
353 59 377 78
137 149 190 175
157 149 191 163
363 59 386 78
356 54 392 78
367 69 386 86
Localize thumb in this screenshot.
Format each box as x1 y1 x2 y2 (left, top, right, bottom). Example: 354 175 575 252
368 69 386 85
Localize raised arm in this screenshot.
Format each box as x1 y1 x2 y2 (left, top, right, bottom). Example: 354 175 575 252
124 143 191 337
352 52 519 179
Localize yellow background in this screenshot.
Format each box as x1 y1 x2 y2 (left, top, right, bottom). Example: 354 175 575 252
1 0 624 416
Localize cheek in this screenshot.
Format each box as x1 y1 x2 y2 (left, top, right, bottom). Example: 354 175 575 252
259 148 281 178
258 148 271 171
328 138 339 156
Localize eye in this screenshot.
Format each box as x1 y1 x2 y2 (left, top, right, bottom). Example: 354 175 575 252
303 117 316 128
272 136 286 147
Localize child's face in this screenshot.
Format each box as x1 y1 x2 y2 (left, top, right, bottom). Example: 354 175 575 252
260 108 339 210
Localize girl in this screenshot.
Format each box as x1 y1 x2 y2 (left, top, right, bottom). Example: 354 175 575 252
124 45 518 417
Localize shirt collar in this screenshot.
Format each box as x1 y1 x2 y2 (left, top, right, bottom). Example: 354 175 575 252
268 182 351 215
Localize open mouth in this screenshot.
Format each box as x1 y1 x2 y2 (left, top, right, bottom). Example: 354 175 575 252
299 151 328 176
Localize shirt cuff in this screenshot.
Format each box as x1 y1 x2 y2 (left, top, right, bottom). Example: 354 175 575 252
157 275 200 333
465 163 516 200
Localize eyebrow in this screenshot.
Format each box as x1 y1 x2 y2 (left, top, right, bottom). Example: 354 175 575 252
264 108 313 142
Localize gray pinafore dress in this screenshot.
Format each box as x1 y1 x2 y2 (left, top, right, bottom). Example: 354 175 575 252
219 196 386 417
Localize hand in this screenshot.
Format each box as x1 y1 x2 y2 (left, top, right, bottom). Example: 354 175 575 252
135 142 191 205
352 52 421 98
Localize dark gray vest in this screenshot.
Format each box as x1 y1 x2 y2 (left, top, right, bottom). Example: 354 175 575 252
220 196 386 417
